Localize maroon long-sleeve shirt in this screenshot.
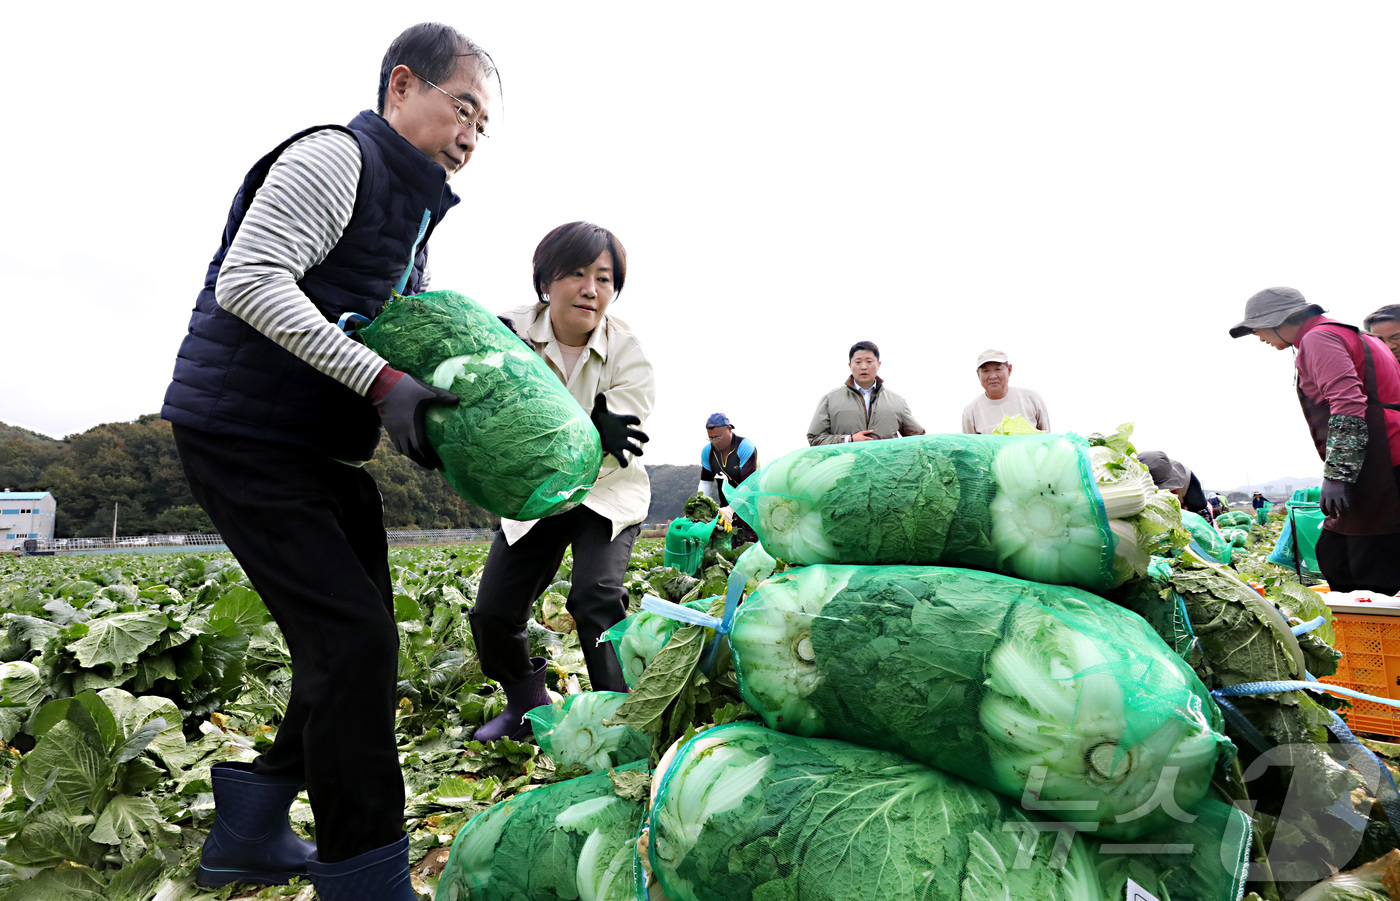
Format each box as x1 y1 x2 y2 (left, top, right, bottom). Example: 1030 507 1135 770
1294 316 1400 464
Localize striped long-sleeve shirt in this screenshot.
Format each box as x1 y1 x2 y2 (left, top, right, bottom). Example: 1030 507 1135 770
214 129 398 396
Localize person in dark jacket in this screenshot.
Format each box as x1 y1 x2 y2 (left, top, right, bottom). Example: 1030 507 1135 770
1232 287 1400 594
1138 450 1214 522
698 412 759 546
161 25 489 900
1252 492 1272 525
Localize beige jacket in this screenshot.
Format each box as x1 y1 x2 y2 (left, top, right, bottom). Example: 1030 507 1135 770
807 377 926 445
500 303 654 544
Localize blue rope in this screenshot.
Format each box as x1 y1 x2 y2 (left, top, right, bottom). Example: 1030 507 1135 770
1211 677 1400 843
1290 615 1327 636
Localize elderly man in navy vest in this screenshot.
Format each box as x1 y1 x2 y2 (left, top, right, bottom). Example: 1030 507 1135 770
698 413 760 545
160 24 493 899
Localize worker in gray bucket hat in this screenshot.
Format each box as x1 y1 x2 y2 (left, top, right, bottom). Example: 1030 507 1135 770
1232 286 1400 593
1137 450 1214 521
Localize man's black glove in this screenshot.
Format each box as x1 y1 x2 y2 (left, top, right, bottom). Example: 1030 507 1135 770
1320 478 1354 517
374 373 459 469
591 393 648 468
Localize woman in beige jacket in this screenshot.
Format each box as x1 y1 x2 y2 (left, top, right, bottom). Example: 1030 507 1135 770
471 222 654 741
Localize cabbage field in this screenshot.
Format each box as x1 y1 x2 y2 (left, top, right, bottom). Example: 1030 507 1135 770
0 494 1398 900
0 538 738 900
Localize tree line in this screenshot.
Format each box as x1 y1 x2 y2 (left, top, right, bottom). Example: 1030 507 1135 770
0 419 703 539
0 418 495 537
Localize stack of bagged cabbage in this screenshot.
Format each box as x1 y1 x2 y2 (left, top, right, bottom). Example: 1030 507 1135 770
435 429 1270 901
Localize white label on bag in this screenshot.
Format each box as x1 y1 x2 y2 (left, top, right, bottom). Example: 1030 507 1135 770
1127 879 1163 901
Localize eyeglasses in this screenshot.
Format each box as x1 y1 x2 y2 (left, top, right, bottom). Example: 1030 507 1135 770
413 72 488 139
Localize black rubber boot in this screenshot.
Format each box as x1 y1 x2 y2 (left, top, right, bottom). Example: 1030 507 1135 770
474 656 550 742
307 832 416 901
195 761 316 888
580 628 629 693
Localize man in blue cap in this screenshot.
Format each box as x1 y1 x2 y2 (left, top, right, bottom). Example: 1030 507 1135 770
698 413 759 545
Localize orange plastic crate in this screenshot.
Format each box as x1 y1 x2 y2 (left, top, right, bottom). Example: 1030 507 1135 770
1319 612 1400 740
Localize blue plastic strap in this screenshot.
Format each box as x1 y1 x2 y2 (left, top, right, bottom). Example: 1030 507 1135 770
337 312 371 337
1212 678 1400 845
394 208 433 295
1322 708 1400 840
1291 615 1327 636
640 595 722 629
700 567 747 673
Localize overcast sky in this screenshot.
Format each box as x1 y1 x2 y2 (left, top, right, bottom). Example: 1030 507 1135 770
4 1 1398 491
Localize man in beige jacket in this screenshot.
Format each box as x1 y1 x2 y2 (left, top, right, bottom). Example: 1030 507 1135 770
807 341 926 445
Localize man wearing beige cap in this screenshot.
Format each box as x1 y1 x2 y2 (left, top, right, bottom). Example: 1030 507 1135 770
961 349 1050 434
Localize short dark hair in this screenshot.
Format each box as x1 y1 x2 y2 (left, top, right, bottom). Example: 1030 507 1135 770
1365 304 1400 332
377 23 498 115
1282 304 1324 326
849 341 880 361
533 222 628 302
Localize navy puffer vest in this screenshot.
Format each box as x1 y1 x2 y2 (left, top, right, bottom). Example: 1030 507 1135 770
162 111 459 461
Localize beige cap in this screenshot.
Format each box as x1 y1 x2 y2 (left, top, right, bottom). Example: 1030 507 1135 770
976 349 1009 367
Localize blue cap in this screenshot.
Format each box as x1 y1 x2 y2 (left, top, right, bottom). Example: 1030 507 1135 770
705 413 732 428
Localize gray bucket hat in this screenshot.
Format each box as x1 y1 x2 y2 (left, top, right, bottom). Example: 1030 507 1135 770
1229 287 1318 338
1137 451 1191 492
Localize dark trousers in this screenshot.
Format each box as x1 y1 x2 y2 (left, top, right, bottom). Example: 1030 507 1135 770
173 425 402 863
1316 528 1400 595
470 505 639 691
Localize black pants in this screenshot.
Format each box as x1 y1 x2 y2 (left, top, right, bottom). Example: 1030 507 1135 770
470 505 639 691
173 425 402 863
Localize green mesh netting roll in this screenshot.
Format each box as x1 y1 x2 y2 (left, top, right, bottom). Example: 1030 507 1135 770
435 764 647 901
359 291 602 520
726 433 1120 591
727 565 1234 840
526 691 651 773
645 723 1251 901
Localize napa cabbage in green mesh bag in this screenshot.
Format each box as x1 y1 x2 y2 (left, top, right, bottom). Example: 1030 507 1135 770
435 763 647 901
604 598 714 689
359 291 602 520
1181 510 1232 564
727 564 1234 840
727 433 1141 591
644 723 1251 901
526 691 651 773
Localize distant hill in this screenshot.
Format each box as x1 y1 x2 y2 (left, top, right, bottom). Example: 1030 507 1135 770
646 464 701 523
1224 476 1322 498
0 423 58 444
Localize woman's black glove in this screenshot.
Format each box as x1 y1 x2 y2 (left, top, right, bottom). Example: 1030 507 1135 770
591 393 648 467
1319 478 1354 517
374 372 459 469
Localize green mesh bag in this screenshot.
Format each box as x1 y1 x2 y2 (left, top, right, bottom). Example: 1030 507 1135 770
646 723 1252 901
1111 559 1197 660
1181 510 1232 564
604 599 713 689
526 691 651 773
1215 510 1254 529
359 291 602 520
1220 527 1250 548
727 564 1234 840
726 433 1124 591
435 763 647 901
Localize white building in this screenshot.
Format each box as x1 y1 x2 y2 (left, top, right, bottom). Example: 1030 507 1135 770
1 492 56 549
